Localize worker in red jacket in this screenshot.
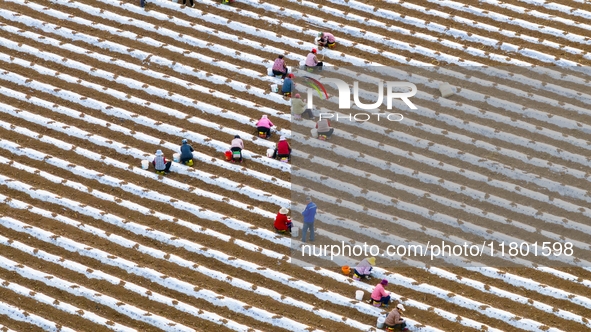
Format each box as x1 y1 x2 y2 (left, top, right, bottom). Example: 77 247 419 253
272 136 291 161
274 207 292 233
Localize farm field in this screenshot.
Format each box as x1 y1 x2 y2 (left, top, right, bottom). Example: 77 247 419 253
0 0 591 331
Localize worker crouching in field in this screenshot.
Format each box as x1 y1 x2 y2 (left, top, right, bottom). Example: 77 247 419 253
317 32 336 49
272 136 291 162
315 118 334 140
272 55 288 79
291 94 315 120
370 279 391 307
281 73 295 97
179 139 194 166
305 49 323 72
256 115 274 139
353 257 375 280
274 207 292 233
230 135 244 163
153 150 172 175
385 304 408 331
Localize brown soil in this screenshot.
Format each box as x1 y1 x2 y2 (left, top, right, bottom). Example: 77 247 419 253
1 0 591 331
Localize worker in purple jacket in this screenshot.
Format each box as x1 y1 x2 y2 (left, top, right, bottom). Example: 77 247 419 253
301 197 317 242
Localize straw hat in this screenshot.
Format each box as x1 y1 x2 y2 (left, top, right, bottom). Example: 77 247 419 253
279 136 286 141
367 257 376 265
182 139 188 144
155 150 163 156
397 304 405 311
279 207 289 214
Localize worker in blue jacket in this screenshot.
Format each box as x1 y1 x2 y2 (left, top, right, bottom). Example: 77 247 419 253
301 197 317 242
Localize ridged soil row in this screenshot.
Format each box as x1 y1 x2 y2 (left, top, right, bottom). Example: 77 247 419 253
0 73 290 203
290 135 591 287
1 0 291 106
61 0 591 152
0 159 440 332
290 143 589 256
0 4 293 138
441 0 591 43
0 314 49 332
448 267 591 318
0 29 289 179
289 142 591 329
82 0 591 206
0 127 508 332
0 271 129 332
0 106 289 253
382 103 591 215
408 66 591 144
232 0 579 67
291 118 591 249
0 126 403 329
8 0 591 324
169 0 584 115
317 0 591 64
377 90 591 207
66 0 454 71
61 0 591 153
0 226 227 332
0 178 326 332
0 11 292 149
0 73 288 216
0 233 164 331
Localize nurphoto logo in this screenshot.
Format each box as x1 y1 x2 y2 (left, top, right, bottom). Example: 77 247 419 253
305 78 418 110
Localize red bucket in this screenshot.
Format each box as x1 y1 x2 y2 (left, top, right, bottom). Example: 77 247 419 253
224 151 233 161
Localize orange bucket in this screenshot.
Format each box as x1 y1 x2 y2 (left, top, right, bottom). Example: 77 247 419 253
341 265 351 275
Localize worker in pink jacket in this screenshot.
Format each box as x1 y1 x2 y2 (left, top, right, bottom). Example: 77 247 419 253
317 32 336 48
255 115 274 139
370 279 391 307
230 135 244 162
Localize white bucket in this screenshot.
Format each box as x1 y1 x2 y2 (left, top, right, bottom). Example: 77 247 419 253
376 315 386 329
286 66 292 73
173 153 180 162
355 290 364 301
267 67 274 76
271 84 278 93
439 82 454 98
310 128 318 138
266 148 274 158
141 160 149 170
291 226 299 237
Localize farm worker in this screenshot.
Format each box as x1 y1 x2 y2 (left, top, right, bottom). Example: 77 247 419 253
272 136 291 161
291 94 314 120
301 197 317 242
274 207 292 233
384 304 408 331
370 279 391 307
179 139 194 166
317 32 336 48
305 49 323 71
316 118 334 138
230 135 244 163
281 73 295 97
272 55 288 79
152 150 172 174
256 115 274 139
353 257 375 279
